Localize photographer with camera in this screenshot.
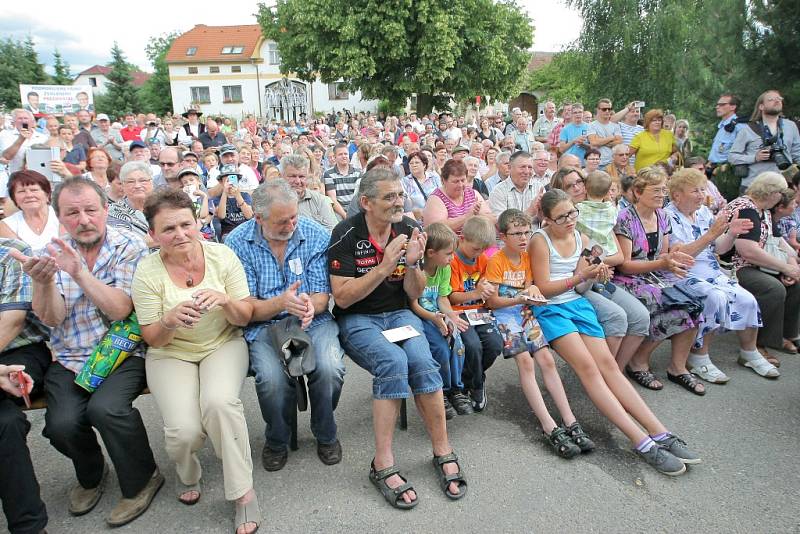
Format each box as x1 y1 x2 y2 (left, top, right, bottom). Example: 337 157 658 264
729 90 800 194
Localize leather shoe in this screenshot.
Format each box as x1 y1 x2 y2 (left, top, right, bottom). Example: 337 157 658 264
106 468 164 527
262 445 288 471
68 463 108 516
317 439 342 465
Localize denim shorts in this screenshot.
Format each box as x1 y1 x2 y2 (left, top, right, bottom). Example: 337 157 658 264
533 297 606 342
337 309 443 399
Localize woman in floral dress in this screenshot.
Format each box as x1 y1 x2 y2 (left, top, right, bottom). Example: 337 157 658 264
665 168 775 381
613 167 704 395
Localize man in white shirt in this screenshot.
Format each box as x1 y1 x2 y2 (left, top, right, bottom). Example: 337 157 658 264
0 109 48 173
532 102 558 145
488 151 545 219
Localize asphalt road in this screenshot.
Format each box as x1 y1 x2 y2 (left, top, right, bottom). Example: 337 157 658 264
9 332 800 534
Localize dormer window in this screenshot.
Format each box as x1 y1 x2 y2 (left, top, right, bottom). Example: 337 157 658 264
186 47 197 56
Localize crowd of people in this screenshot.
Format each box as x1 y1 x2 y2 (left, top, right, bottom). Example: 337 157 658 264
1 89 799 533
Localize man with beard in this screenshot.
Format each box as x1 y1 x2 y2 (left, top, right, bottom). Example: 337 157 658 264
9 177 163 527
224 179 345 472
327 168 466 509
729 89 800 192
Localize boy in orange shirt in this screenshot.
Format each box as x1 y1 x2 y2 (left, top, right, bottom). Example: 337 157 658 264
448 216 503 412
485 209 594 458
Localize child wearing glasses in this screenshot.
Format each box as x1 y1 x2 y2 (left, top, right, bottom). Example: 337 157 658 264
485 209 594 458
530 190 700 476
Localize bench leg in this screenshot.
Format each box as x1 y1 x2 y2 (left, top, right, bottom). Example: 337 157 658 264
290 406 299 451
399 398 408 431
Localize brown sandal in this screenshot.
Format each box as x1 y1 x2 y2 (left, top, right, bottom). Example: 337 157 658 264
758 347 781 368
780 339 798 355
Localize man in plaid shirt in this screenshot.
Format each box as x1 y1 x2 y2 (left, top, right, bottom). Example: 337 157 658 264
0 238 51 534
10 177 163 528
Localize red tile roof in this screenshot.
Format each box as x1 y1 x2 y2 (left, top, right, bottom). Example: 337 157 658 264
165 24 263 64
527 51 555 71
76 65 151 87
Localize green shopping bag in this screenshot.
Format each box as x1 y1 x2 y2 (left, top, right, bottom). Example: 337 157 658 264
74 312 142 392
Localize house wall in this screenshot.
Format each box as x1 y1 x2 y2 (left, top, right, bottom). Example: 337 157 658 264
168 39 377 119
73 74 109 95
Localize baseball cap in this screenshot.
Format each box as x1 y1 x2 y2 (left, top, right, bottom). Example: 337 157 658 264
182 151 199 160
219 163 241 177
219 144 237 156
177 167 200 179
129 140 146 151
96 113 110 121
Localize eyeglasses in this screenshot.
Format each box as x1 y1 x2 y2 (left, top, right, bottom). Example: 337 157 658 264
615 152 631 157
599 107 612 112
566 179 585 189
159 161 179 167
504 230 533 239
765 96 784 103
715 102 731 107
124 178 152 185
551 209 579 225
645 187 669 195
379 191 406 202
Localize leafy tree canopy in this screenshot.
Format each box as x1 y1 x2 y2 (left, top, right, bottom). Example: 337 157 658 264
258 0 534 114
138 32 179 115
0 36 48 110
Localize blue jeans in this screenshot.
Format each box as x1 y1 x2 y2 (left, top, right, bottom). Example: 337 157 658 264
420 319 464 392
458 317 502 392
338 310 443 399
249 319 345 451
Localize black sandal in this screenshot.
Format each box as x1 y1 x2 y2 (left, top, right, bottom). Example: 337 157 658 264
369 461 418 510
667 372 706 396
432 451 468 500
625 366 664 391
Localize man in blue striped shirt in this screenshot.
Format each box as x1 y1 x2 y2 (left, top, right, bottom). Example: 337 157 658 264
225 179 345 473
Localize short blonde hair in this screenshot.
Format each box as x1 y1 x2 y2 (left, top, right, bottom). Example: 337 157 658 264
746 171 789 201
668 168 707 196
461 216 495 248
632 166 668 197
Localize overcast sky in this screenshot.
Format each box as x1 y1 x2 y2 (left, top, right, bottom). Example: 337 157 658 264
1 1 582 75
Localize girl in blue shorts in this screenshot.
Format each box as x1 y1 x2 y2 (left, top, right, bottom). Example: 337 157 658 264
527 189 701 477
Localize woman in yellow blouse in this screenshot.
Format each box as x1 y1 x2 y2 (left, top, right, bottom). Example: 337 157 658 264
630 109 679 171
131 189 259 534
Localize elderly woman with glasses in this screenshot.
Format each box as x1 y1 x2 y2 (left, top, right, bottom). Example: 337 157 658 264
107 161 157 247
629 110 680 171
613 167 704 395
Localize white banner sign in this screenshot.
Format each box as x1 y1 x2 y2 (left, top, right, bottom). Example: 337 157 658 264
19 84 95 115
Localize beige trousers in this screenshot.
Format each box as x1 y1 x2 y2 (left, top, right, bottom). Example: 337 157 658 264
146 336 253 500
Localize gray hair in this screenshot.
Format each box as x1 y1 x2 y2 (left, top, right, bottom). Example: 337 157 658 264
52 177 108 217
464 155 480 166
359 168 401 203
745 171 789 201
612 143 631 155
119 160 153 182
496 152 511 165
251 179 298 218
280 154 310 174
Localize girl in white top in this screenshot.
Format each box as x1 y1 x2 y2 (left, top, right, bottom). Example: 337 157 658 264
529 189 701 476
0 170 61 252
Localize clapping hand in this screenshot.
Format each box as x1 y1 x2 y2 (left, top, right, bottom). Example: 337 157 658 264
46 238 86 278
8 248 59 284
191 289 230 312
727 209 753 236
404 228 427 265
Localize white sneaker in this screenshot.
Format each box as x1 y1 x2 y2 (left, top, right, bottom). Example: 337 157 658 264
689 363 730 384
737 356 780 379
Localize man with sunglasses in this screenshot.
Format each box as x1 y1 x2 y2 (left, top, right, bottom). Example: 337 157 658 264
588 98 623 169
708 93 745 168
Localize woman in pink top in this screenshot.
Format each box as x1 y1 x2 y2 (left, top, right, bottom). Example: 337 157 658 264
422 159 494 234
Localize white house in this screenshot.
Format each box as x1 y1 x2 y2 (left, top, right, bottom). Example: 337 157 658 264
73 65 151 95
165 24 378 120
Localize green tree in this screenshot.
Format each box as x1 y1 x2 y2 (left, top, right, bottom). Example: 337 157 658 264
99 42 139 117
527 51 588 105
138 32 179 115
0 36 48 109
258 0 533 115
51 49 73 85
747 0 800 118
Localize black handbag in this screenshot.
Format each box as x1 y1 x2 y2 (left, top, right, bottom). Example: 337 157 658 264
268 316 316 411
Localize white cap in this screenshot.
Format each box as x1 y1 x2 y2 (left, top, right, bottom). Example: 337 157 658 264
96 113 110 121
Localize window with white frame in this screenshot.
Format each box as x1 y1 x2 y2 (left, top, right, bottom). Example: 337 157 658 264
328 82 349 100
190 86 210 104
267 42 281 65
223 85 243 103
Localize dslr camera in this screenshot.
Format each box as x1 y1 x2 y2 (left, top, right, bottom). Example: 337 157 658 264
761 136 791 170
